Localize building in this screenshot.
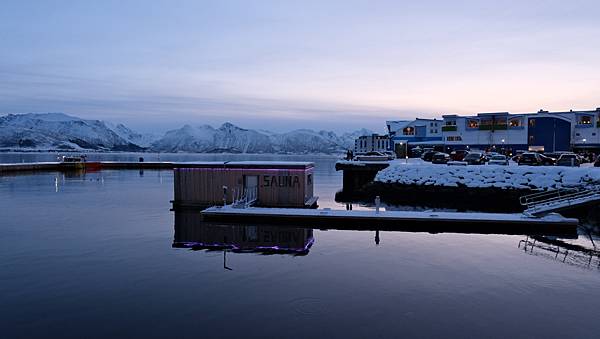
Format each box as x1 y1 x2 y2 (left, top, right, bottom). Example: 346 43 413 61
354 134 391 153
386 108 600 154
172 161 316 208
386 118 443 156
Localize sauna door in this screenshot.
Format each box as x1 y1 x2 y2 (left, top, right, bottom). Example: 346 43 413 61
244 175 259 199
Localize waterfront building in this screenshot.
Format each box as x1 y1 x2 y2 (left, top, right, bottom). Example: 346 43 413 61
387 108 600 154
354 134 391 153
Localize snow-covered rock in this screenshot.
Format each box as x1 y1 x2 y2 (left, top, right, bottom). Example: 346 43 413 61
375 163 600 190
0 113 145 151
151 122 373 154
0 112 375 154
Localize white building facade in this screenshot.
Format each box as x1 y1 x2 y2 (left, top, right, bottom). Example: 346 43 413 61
386 108 600 153
354 134 391 153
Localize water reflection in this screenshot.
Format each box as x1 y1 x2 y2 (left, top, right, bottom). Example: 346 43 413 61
173 211 314 255
519 233 600 271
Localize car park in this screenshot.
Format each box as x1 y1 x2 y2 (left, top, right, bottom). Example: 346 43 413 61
518 152 543 166
488 155 509 165
538 154 556 165
449 150 469 161
463 152 487 165
556 153 581 167
431 152 450 164
421 150 437 162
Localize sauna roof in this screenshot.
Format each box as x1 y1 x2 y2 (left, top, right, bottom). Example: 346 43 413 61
173 161 314 169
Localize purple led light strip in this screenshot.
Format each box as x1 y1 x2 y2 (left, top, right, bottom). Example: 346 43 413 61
177 167 313 173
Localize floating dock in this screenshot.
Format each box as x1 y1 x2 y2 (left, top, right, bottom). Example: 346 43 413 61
201 206 579 236
0 161 174 174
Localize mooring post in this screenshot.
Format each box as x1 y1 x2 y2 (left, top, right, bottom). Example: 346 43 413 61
375 196 381 214
223 185 228 206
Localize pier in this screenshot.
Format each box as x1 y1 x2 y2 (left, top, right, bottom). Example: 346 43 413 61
200 206 579 236
0 161 174 174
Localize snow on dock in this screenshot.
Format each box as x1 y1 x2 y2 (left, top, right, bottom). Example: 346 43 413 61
201 206 578 236
376 163 600 190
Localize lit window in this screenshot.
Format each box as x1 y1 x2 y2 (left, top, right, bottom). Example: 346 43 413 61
467 120 479 128
509 118 522 127
579 115 592 125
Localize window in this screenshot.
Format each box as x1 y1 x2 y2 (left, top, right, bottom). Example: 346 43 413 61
509 118 522 127
578 115 593 125
576 133 581 136
446 136 462 141
529 119 536 127
403 127 414 135
529 135 535 143
430 122 433 127
467 119 479 128
445 120 456 126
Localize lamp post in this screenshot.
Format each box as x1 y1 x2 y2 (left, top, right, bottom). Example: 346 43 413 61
399 142 408 163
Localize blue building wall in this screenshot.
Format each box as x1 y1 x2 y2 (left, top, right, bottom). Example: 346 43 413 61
527 117 571 152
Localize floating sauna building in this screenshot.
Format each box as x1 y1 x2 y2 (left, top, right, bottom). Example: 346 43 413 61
172 161 317 209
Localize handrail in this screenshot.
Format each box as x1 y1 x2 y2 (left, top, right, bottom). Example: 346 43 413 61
519 188 579 206
231 186 258 208
521 186 600 215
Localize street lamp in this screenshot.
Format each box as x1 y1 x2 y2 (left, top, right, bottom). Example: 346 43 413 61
399 142 408 163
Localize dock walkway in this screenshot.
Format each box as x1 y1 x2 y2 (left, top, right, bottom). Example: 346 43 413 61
0 161 174 174
201 206 579 236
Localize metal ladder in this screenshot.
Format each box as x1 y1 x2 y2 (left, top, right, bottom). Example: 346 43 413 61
520 187 600 216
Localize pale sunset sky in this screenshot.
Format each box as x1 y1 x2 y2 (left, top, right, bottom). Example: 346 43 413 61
1 0 599 132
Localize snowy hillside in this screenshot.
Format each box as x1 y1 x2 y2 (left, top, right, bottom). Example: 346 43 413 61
151 122 373 154
0 113 145 151
0 113 375 154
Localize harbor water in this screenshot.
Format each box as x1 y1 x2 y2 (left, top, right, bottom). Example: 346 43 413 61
1 153 600 339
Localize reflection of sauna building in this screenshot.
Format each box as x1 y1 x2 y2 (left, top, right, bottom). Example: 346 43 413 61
173 211 314 255
172 162 316 208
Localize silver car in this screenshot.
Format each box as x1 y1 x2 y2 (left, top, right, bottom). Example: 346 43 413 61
488 155 509 165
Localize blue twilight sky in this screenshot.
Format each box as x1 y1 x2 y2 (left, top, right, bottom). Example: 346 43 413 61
1 0 599 133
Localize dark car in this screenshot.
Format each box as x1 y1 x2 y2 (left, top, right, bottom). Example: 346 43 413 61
518 152 543 166
421 151 437 162
450 150 469 161
431 152 450 164
538 154 556 165
556 153 580 167
463 152 487 165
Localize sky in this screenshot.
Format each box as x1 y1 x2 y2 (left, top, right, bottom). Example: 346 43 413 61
1 0 599 133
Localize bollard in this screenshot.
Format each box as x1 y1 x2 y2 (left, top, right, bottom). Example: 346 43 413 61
222 185 228 206
375 196 381 214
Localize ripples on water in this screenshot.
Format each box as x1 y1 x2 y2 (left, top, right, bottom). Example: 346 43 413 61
1 153 600 339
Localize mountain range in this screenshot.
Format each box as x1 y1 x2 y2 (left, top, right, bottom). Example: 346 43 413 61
0 113 373 154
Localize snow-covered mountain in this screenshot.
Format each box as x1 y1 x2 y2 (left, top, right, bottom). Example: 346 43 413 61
0 113 375 154
151 122 373 154
0 113 146 151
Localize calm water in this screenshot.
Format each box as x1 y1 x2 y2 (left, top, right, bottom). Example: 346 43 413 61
2 153 600 338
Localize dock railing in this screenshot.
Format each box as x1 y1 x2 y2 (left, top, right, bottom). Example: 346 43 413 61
520 187 600 215
231 187 258 209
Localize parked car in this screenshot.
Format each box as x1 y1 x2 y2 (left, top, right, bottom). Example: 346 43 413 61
488 155 509 165
556 153 581 167
463 152 487 165
538 154 556 165
518 152 543 166
449 150 469 161
354 152 393 161
431 152 450 164
421 150 437 162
